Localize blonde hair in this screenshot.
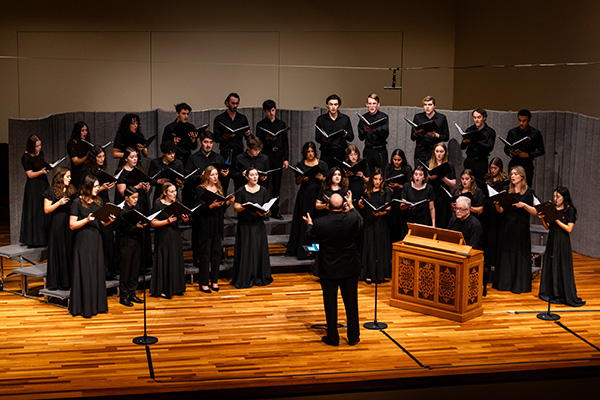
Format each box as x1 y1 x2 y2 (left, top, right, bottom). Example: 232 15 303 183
508 166 528 195
428 142 448 169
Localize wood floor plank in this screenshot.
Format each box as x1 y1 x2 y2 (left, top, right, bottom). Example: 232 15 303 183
1 236 599 399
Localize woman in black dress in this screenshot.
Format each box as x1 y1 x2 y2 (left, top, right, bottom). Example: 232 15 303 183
427 142 456 228
493 166 538 294
115 186 147 307
69 175 115 318
150 182 188 298
113 113 148 160
233 167 273 289
116 147 152 274
43 167 76 290
315 167 348 215
286 142 328 260
401 166 436 227
343 145 369 209
82 145 116 204
193 166 234 293
20 135 50 247
453 169 484 216
358 168 392 282
66 121 91 189
481 157 508 295
385 149 412 242
538 187 585 307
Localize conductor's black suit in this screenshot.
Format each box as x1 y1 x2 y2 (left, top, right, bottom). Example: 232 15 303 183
305 207 363 345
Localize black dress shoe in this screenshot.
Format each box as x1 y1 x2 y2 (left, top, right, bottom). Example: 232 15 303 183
120 298 133 307
272 213 284 220
348 337 360 346
211 285 220 292
129 295 144 304
199 286 211 294
264 215 270 221
321 336 339 347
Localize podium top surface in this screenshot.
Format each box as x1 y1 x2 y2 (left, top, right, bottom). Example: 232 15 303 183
400 223 473 256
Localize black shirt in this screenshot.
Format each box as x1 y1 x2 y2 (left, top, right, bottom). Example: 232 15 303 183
315 112 355 152
460 123 496 160
504 125 545 162
161 119 198 161
411 111 449 162
447 213 483 250
357 110 389 148
256 117 290 162
213 111 250 155
233 151 270 189
183 150 226 190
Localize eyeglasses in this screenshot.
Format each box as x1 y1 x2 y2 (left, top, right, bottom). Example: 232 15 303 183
455 207 469 212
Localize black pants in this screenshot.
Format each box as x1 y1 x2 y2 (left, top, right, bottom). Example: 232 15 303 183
195 232 222 286
119 236 141 299
363 147 388 172
320 274 360 344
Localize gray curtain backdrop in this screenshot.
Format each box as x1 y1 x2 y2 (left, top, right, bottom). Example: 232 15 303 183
9 107 600 257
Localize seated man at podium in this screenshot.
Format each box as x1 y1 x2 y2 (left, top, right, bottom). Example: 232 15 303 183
447 196 482 250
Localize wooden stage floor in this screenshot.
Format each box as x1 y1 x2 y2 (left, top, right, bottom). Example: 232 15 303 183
1 253 599 399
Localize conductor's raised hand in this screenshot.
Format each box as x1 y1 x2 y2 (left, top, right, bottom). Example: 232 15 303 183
302 212 313 225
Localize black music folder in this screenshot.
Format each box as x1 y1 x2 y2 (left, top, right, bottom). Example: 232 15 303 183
29 155 67 171
418 159 452 179
499 136 533 152
257 126 290 137
315 125 347 140
357 113 388 127
243 197 278 214
404 117 439 135
92 202 123 223
335 158 367 175
454 122 485 142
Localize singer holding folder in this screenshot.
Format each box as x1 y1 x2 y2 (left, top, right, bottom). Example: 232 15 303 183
537 187 585 307
66 121 91 188
410 95 449 167
193 166 234 293
256 99 289 220
358 93 389 171
69 175 116 318
493 166 538 294
232 167 273 289
459 108 496 182
43 167 76 290
504 109 545 186
315 94 354 169
150 183 188 299
358 169 392 283
213 93 250 191
20 134 50 247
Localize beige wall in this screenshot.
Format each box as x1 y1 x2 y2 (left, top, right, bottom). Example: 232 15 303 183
3 1 598 145
453 0 600 117
0 0 458 143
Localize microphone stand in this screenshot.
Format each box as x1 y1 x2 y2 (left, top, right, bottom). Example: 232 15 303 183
537 255 560 321
133 225 158 345
364 258 388 330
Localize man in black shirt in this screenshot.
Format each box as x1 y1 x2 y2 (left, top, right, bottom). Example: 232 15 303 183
446 196 482 250
161 102 198 166
358 93 389 171
304 192 363 347
460 108 496 182
315 94 355 169
411 95 449 167
213 93 250 192
233 136 270 191
256 99 289 220
183 131 229 204
504 109 545 186
148 141 185 204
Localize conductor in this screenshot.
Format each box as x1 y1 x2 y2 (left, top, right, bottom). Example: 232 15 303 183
303 192 363 347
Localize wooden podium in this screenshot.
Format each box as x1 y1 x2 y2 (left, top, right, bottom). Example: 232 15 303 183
390 223 484 322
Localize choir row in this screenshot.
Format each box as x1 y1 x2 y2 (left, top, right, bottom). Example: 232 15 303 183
17 94 582 319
